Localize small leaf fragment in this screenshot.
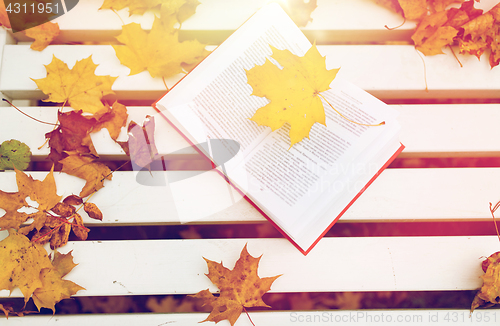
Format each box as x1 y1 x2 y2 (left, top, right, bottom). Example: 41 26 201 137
84 202 103 221
63 195 83 206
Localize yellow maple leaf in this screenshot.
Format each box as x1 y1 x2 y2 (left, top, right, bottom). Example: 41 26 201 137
60 154 112 198
100 0 200 23
24 21 60 51
32 250 85 312
191 244 281 326
112 2 207 79
0 167 61 230
0 230 84 311
246 44 339 147
32 55 117 114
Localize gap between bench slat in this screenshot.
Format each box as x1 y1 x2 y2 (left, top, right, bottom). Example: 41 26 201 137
0 236 495 297
1 45 498 101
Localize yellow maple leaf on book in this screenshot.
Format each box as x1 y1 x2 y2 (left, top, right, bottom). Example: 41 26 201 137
246 44 339 147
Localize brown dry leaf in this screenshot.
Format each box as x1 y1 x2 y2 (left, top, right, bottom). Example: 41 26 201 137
71 213 88 240
63 194 83 206
246 44 339 147
45 110 98 164
49 222 71 250
84 202 103 221
113 2 207 79
119 116 159 168
191 244 281 326
24 21 60 51
32 55 117 114
93 101 128 141
60 154 112 198
471 251 500 312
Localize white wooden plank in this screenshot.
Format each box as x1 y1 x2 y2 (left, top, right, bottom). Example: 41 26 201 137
11 0 417 44
0 236 496 298
5 310 500 326
0 167 498 225
3 104 500 160
1 44 498 101
0 106 197 160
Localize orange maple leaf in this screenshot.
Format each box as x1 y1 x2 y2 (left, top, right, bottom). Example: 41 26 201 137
112 2 207 79
471 251 500 312
191 244 281 326
100 0 200 23
24 21 60 51
32 55 117 114
246 44 339 147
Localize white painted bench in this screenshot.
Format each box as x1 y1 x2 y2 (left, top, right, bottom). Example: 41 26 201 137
1 0 500 324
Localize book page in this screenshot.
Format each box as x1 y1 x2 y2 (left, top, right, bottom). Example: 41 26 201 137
239 78 400 230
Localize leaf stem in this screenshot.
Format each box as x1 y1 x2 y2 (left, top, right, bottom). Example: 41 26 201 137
162 77 170 91
489 201 500 244
242 307 256 326
384 17 406 30
100 160 131 182
46 211 90 232
3 98 59 126
317 93 385 127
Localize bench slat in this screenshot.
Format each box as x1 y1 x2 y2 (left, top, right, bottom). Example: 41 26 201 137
0 167 496 225
3 104 500 160
2 45 498 101
11 0 416 44
5 310 499 326
0 236 495 298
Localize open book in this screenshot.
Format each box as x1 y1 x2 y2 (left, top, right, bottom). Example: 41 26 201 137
153 3 404 255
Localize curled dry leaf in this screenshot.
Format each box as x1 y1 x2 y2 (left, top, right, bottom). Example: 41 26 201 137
119 115 159 169
84 202 103 221
72 213 88 240
471 251 500 312
191 244 281 326
63 194 83 206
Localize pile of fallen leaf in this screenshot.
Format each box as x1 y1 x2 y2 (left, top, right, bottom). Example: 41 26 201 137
375 0 500 68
